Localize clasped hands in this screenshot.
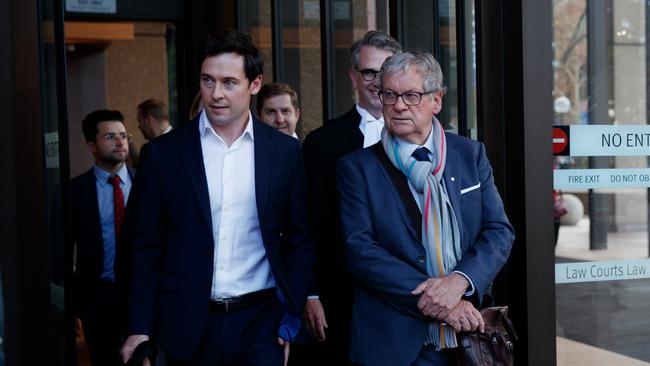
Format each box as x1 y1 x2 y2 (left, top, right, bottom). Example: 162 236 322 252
411 273 485 333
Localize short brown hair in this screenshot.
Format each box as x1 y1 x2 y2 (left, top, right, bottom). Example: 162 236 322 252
256 82 300 116
137 99 168 122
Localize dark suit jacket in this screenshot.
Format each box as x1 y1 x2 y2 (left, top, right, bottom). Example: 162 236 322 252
127 116 315 360
301 106 361 311
70 166 136 316
337 136 514 366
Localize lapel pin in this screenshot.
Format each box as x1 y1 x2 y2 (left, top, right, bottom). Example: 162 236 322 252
451 177 455 182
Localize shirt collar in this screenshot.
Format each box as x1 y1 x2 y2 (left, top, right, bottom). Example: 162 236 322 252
394 126 434 163
356 104 384 124
199 109 255 142
94 163 129 186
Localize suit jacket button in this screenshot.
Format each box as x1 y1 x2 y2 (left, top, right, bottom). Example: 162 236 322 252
417 256 425 263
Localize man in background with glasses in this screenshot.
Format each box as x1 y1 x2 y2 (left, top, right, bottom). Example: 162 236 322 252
299 31 401 365
70 109 135 366
337 51 514 365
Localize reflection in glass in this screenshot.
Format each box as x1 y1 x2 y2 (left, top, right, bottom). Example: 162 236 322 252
239 0 273 83
437 0 459 134
277 0 323 136
326 0 390 119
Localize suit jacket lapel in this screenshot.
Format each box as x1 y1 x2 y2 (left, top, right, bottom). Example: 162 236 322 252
253 119 275 221
442 134 464 243
371 144 421 241
180 118 213 232
343 107 364 150
83 168 103 251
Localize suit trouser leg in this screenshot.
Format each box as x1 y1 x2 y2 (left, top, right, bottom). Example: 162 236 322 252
189 295 284 366
410 345 451 366
80 281 124 366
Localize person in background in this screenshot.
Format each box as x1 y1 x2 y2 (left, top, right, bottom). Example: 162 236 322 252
298 30 402 365
257 82 301 139
136 99 173 141
71 109 135 366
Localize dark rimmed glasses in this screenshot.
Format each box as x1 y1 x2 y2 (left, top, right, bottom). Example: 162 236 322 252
354 67 380 82
378 90 435 106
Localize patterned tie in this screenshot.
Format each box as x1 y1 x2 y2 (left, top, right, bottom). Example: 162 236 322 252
108 175 125 237
412 147 431 162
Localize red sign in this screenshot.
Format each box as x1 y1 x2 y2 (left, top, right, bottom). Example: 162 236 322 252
553 126 570 155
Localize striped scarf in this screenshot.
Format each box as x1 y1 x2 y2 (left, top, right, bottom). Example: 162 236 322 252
380 118 462 350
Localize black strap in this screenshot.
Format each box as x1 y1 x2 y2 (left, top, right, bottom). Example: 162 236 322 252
127 340 166 366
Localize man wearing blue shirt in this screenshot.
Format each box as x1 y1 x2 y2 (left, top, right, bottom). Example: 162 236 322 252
71 109 135 366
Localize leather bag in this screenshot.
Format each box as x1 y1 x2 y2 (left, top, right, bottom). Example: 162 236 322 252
455 306 517 366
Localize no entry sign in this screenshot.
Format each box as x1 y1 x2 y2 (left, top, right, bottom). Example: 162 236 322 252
553 126 570 155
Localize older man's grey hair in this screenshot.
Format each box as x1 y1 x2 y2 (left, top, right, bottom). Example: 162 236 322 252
349 30 402 68
378 51 447 94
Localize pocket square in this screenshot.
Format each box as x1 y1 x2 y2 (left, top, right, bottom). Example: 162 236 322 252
460 182 481 195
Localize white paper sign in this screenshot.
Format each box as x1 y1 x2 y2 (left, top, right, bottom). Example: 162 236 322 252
554 168 650 189
44 132 59 169
570 125 650 156
556 259 650 284
66 0 117 14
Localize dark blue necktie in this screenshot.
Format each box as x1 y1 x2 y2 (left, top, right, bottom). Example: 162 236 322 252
412 147 431 162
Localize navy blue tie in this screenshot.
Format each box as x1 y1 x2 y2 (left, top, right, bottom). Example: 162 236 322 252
412 147 431 162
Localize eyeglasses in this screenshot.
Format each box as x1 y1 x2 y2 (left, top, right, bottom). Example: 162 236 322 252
354 67 380 82
378 90 435 106
102 132 132 143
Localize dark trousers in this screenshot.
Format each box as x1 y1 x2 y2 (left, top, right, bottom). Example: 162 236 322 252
80 280 125 366
169 295 284 366
288 320 351 366
410 345 451 366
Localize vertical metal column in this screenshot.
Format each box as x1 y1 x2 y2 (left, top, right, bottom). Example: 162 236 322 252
587 0 611 250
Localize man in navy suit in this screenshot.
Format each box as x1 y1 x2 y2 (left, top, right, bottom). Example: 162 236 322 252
337 52 514 366
120 30 314 365
71 109 135 366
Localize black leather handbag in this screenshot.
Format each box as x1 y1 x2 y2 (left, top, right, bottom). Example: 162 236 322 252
126 340 167 366
455 306 517 366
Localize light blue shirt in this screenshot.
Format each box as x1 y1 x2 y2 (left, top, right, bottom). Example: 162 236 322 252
94 164 132 281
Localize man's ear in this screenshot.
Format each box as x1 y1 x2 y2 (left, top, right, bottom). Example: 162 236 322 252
87 141 97 154
432 91 444 115
295 108 301 121
249 74 263 95
348 68 358 90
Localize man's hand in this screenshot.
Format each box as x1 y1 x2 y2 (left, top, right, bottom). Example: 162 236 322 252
411 273 469 320
120 334 150 365
303 299 328 342
442 300 485 333
277 337 290 366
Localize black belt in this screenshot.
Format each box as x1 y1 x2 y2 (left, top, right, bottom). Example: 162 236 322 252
209 288 275 314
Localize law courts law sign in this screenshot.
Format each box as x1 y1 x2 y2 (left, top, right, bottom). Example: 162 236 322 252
66 0 116 14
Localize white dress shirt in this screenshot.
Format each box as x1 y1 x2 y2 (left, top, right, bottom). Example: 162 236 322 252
199 111 275 299
356 104 384 148
394 131 475 296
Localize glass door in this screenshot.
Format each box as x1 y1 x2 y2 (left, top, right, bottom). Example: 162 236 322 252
39 0 73 363
553 1 650 364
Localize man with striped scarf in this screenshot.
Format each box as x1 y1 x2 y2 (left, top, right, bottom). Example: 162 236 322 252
337 51 514 366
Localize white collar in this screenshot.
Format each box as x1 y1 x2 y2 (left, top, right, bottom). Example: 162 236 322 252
198 109 255 142
356 104 384 123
